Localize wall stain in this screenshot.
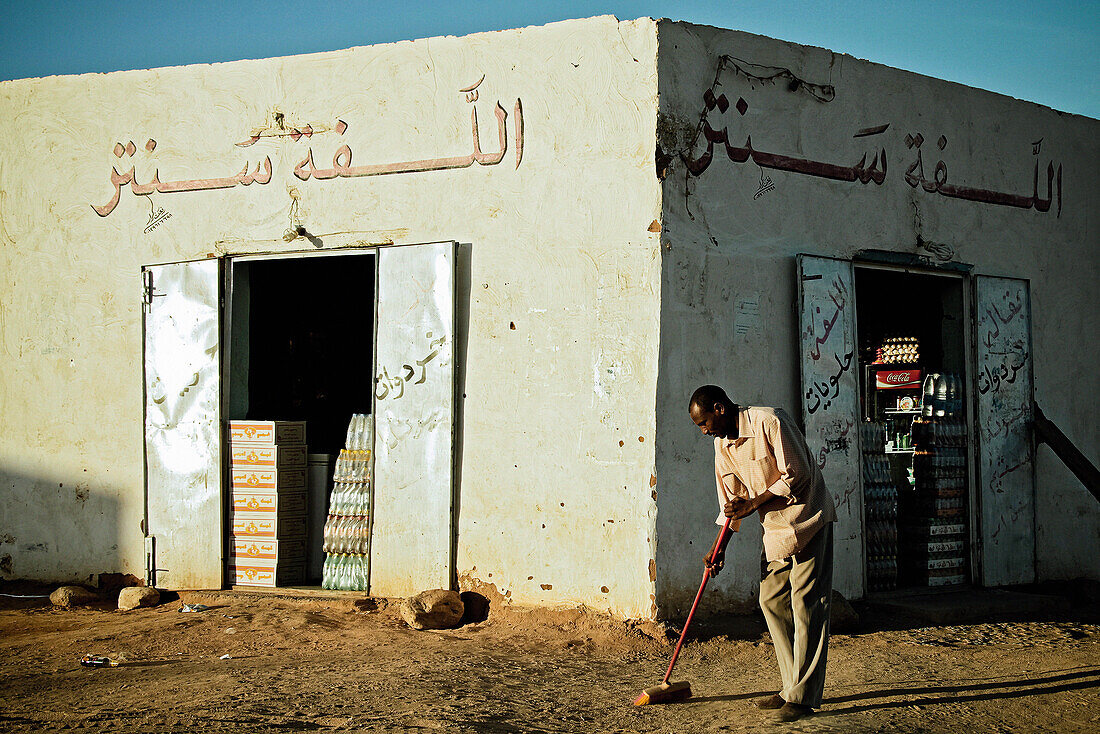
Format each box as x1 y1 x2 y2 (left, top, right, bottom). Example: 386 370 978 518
457 572 511 607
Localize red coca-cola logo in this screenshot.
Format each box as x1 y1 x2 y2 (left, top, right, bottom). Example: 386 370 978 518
875 370 921 389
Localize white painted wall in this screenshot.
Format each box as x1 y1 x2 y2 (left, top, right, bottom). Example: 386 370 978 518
4 15 1094 620
655 21 1099 613
0 16 663 618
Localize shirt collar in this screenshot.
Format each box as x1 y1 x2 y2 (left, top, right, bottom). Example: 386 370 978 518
723 404 752 447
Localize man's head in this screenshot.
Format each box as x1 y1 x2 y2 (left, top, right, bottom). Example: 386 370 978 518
689 385 737 439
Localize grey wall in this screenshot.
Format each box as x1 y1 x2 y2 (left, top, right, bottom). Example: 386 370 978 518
654 20 1099 615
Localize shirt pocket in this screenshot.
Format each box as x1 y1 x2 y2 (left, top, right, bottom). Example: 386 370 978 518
746 455 780 491
719 471 745 498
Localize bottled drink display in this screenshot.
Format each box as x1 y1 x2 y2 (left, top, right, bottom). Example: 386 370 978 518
862 332 969 590
905 383 968 587
861 421 897 591
322 413 373 591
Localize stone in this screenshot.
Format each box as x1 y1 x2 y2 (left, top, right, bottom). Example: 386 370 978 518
400 589 464 630
830 590 859 633
118 586 160 611
50 585 98 607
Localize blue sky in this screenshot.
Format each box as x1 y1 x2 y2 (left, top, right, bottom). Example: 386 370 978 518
2 1 1096 118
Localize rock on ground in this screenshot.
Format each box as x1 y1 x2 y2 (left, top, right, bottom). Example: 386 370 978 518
50 586 98 607
831 590 859 632
401 589 464 630
118 586 160 611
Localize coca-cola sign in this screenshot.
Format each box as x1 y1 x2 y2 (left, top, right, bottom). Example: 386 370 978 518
875 369 921 389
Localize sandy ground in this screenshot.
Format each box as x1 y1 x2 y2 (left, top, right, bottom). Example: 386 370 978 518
0 585 1097 733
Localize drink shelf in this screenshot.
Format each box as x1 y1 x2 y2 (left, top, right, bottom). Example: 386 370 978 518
884 409 922 414
885 448 916 454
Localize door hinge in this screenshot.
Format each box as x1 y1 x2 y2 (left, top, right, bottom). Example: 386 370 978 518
142 270 166 311
142 270 154 310
144 536 167 587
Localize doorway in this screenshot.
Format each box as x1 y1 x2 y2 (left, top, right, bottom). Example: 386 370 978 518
141 242 458 594
854 266 973 592
226 252 377 589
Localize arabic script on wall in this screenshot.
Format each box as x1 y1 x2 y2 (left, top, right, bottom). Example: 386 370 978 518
376 332 447 401
800 261 861 512
683 91 1062 216
91 76 524 217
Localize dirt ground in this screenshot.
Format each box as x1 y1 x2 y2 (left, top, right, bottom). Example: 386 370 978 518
0 583 1097 734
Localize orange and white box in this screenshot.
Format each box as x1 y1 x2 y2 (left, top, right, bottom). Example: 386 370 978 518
228 562 305 588
230 513 307 540
231 468 307 492
230 538 307 563
230 444 308 470
231 489 307 517
228 420 307 446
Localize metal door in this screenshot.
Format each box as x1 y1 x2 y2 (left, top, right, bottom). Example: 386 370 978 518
974 276 1035 586
370 242 456 596
797 255 863 598
142 259 223 589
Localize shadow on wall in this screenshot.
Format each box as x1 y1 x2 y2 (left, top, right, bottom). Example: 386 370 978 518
451 242 472 590
0 466 124 586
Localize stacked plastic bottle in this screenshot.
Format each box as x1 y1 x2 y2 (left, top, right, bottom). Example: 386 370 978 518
321 414 373 591
904 373 968 587
861 421 897 591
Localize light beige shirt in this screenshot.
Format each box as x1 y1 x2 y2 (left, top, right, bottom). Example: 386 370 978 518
714 406 837 561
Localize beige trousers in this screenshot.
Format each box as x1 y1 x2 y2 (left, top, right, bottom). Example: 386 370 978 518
758 522 833 708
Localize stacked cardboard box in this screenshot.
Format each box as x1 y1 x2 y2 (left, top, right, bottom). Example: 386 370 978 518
227 421 308 587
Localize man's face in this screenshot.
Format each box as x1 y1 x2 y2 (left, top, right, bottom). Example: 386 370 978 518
689 401 732 439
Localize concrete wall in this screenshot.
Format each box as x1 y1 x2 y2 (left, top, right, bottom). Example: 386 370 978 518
0 16 664 618
654 21 1099 615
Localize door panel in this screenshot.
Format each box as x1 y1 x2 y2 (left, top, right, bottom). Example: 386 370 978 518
370 242 456 596
797 255 863 598
143 259 223 589
974 276 1035 586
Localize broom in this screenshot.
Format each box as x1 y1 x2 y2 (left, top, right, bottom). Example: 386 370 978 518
633 517 733 706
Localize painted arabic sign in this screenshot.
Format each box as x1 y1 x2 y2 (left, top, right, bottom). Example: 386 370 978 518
798 255 863 598
974 276 1035 586
91 77 524 217
682 89 1063 216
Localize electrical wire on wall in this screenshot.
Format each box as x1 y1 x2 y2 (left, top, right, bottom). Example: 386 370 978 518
917 236 956 262
718 55 836 103
284 187 305 242
675 53 836 226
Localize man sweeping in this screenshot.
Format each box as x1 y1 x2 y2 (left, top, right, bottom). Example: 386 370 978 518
688 385 837 723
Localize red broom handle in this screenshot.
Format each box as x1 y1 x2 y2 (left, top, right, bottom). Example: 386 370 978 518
662 517 733 685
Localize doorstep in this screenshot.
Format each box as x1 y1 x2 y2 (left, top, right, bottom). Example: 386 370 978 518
864 586 1072 626
177 586 382 612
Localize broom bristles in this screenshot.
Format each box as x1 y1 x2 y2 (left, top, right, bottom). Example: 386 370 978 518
633 681 692 706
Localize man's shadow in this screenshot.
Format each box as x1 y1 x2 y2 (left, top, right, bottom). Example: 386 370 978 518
687 665 1100 713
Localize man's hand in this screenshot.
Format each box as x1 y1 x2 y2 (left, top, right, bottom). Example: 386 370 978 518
704 548 725 578
724 497 756 520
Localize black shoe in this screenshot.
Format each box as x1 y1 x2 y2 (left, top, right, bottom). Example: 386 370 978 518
772 702 815 722
754 694 785 709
